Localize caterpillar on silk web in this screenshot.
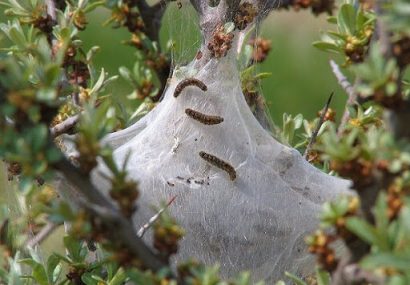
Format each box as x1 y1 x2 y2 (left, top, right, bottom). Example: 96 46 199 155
199 151 236 181
185 108 224 125
173 78 208 98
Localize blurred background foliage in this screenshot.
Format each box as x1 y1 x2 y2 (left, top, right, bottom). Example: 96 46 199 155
0 5 347 123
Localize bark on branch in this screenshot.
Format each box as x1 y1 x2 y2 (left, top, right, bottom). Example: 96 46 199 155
136 0 168 43
50 115 80 138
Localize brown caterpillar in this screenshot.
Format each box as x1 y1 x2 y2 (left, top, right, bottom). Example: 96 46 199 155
199 151 236 181
185 108 224 125
173 78 207 98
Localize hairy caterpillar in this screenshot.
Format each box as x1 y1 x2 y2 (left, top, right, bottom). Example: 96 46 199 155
185 108 224 125
199 151 236 181
173 78 208 98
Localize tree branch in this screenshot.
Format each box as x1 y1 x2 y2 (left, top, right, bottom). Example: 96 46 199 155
136 0 168 43
329 60 357 136
25 221 60 248
83 202 168 272
54 158 113 208
50 114 80 138
53 156 170 273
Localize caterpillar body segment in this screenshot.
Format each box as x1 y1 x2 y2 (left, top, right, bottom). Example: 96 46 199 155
173 78 208 98
185 108 224 125
199 151 236 181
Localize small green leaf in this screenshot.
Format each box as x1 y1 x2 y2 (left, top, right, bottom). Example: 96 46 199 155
47 254 61 283
346 217 388 249
63 235 86 263
338 4 357 35
312 41 341 53
316 267 331 285
361 253 410 271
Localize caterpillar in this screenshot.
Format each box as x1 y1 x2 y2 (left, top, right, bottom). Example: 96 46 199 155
199 151 236 181
173 78 207 98
185 108 224 125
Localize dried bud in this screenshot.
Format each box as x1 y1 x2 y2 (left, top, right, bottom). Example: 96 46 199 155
317 107 336 122
234 2 257 30
208 25 234 58
249 38 272 63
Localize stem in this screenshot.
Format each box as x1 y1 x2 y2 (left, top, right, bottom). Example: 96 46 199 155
304 92 333 160
329 60 357 136
137 196 176 238
25 222 60 248
50 115 80 138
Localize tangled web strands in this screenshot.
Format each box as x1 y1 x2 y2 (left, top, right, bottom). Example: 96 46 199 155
92 1 352 283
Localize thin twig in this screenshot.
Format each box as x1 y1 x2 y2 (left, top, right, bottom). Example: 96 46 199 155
25 221 60 248
330 60 355 101
50 114 80 138
304 92 334 160
137 195 177 238
329 60 357 136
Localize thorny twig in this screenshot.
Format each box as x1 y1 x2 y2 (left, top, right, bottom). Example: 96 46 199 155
303 92 334 160
25 221 61 248
50 114 80 138
137 195 177 238
329 60 357 136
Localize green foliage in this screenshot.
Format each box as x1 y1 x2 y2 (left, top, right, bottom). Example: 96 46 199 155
313 2 375 64
352 43 400 99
